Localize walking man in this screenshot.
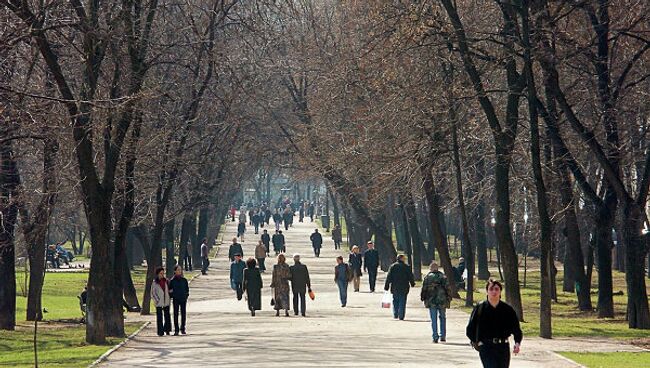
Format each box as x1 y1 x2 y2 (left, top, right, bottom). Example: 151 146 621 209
364 241 379 292
466 279 522 367
230 254 246 301
289 254 311 317
183 241 193 271
169 265 189 335
332 224 342 250
421 262 452 343
279 230 286 253
228 237 244 262
272 230 282 255
261 229 271 255
384 254 415 320
310 228 323 257
200 238 210 275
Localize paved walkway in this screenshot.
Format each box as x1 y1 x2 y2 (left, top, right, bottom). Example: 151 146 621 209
100 214 640 367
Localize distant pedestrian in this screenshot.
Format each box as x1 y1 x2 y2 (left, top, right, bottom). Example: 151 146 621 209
279 230 286 253
230 205 236 222
228 237 244 262
289 254 311 317
332 225 342 250
200 238 210 275
272 230 283 255
237 221 246 242
243 257 263 316
252 211 261 234
151 267 171 336
466 279 522 368
169 265 189 335
183 241 193 271
308 202 315 222
239 211 246 225
273 209 282 231
384 254 415 320
310 228 323 257
283 207 292 230
364 241 379 292
348 245 363 292
334 256 351 307
299 204 305 222
261 229 271 254
255 240 267 272
248 208 254 225
230 254 246 301
421 262 452 343
271 254 291 317
264 207 272 224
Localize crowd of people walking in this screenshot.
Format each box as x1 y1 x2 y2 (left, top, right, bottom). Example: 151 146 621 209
149 202 523 367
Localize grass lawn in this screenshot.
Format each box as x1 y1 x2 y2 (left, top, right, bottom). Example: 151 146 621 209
5 266 158 367
0 322 142 368
558 352 650 368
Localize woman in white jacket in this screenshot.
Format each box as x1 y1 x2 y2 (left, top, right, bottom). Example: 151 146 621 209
151 267 172 336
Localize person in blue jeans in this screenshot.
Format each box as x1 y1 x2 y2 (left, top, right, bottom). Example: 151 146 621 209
384 254 415 320
421 262 452 343
334 256 350 307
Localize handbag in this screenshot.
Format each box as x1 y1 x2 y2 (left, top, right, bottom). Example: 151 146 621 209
308 289 315 300
270 298 275 306
381 291 391 308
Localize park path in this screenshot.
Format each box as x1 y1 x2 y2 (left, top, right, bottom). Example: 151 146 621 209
99 214 636 367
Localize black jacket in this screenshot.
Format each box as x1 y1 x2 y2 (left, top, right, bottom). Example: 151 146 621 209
348 253 363 276
363 249 379 270
261 233 271 245
289 263 311 293
169 276 189 302
310 232 323 247
228 243 244 261
384 260 415 295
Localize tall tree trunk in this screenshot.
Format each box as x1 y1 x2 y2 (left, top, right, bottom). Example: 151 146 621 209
621 202 650 328
329 188 341 227
0 138 20 330
404 194 423 281
420 165 459 297
165 220 176 278
594 195 616 318
24 136 59 321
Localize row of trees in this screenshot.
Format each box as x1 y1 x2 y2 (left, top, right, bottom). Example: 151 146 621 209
1 0 648 344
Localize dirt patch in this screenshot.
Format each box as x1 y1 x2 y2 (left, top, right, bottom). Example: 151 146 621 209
630 338 650 350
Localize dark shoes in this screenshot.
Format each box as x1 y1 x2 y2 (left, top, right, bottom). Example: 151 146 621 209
440 337 446 342
433 338 438 343
251 310 255 316
181 330 186 335
174 331 179 336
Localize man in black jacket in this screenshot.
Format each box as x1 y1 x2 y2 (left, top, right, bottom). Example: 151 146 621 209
228 237 244 261
289 254 311 316
384 254 415 320
310 229 323 257
364 241 379 292
169 265 190 335
261 229 271 255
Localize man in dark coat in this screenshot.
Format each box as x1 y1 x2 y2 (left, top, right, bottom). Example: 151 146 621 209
332 225 343 250
228 237 244 261
169 265 190 335
272 230 282 255
310 228 323 257
364 241 379 292
261 229 271 255
278 230 286 253
289 254 311 317
384 254 415 320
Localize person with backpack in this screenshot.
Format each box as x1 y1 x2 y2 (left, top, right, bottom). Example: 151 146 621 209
466 279 522 368
334 255 352 307
421 262 452 343
384 254 415 320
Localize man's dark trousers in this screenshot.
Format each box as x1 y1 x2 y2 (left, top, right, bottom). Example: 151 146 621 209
293 291 306 316
368 268 378 292
479 342 510 368
201 256 209 274
392 293 407 320
173 299 187 333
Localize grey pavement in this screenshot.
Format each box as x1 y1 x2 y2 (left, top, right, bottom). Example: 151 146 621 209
99 214 627 367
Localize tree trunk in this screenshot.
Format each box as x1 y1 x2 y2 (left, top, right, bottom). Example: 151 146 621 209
494 135 524 321
165 220 176 279
0 138 20 330
594 197 615 318
621 202 650 328
329 188 341 227
421 166 459 297
475 197 490 280
404 194 423 281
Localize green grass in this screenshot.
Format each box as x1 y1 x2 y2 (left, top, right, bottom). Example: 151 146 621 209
0 322 142 368
453 269 650 340
559 352 650 368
